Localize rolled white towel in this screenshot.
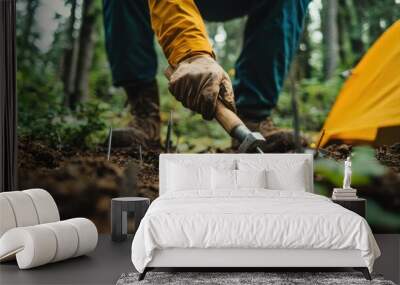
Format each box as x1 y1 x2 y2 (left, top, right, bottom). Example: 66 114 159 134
42 221 79 262
0 218 98 269
23 189 60 224
0 226 57 268
1 191 39 227
0 195 17 237
64 218 98 257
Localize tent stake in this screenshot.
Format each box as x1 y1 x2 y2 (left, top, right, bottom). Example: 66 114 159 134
107 127 113 161
165 111 173 153
314 129 326 158
139 144 143 164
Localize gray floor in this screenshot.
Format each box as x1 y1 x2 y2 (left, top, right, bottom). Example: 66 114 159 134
374 234 400 284
0 235 134 285
0 234 399 285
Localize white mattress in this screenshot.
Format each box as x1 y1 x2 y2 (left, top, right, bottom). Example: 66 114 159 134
131 190 380 273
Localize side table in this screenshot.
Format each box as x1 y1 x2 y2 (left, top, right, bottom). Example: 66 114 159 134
331 198 366 218
111 197 150 242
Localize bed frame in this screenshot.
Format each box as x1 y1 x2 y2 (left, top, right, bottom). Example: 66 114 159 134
141 248 370 280
139 154 371 280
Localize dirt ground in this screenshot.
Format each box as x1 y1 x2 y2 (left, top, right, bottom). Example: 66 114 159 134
323 143 400 173
18 138 400 233
18 138 159 232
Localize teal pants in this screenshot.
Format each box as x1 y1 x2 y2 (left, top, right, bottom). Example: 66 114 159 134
103 0 310 121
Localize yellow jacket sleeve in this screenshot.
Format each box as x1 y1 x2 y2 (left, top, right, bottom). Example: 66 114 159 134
148 0 214 66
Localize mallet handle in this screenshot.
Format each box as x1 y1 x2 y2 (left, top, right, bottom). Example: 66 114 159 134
215 100 244 135
215 99 264 154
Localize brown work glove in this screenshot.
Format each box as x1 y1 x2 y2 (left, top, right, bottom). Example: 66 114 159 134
165 55 236 120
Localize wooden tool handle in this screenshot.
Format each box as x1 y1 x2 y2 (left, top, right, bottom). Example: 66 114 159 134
215 100 244 134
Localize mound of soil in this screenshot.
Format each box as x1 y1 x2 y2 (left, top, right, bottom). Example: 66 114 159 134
376 143 400 172
18 138 159 232
322 142 400 172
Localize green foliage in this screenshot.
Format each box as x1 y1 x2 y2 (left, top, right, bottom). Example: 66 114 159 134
19 97 131 149
367 199 400 231
314 146 400 232
273 77 344 131
315 146 386 187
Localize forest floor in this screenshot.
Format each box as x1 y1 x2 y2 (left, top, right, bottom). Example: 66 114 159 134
18 137 400 233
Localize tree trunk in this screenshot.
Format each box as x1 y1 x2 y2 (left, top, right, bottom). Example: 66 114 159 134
345 0 364 64
20 0 38 65
289 64 302 153
296 16 312 79
62 0 78 107
70 0 99 109
338 0 349 66
322 0 339 80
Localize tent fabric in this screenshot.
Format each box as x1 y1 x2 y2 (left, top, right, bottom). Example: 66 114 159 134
319 20 400 147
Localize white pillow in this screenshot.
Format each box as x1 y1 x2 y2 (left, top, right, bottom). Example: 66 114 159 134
236 169 267 189
166 158 236 170
266 163 307 191
238 159 308 191
212 169 237 190
167 162 212 191
212 169 267 190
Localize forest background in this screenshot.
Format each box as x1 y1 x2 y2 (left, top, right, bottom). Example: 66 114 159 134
16 0 400 233
17 0 400 151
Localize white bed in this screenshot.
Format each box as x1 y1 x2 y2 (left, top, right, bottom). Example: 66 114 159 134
131 154 380 280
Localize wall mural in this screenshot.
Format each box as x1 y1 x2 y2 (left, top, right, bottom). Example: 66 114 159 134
17 0 399 233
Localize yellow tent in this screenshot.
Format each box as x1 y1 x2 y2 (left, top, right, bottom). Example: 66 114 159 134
319 20 400 147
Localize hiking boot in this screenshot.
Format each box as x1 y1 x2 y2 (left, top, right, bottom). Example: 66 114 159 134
111 80 161 148
125 80 161 145
232 117 307 153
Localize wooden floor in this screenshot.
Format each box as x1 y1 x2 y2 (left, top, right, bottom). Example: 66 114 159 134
0 234 398 285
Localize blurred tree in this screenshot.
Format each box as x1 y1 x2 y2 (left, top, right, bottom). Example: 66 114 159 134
346 0 364 63
70 0 101 109
207 18 245 74
296 15 312 79
365 0 400 45
61 0 78 107
337 0 365 67
337 0 353 67
322 0 339 79
19 0 39 67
